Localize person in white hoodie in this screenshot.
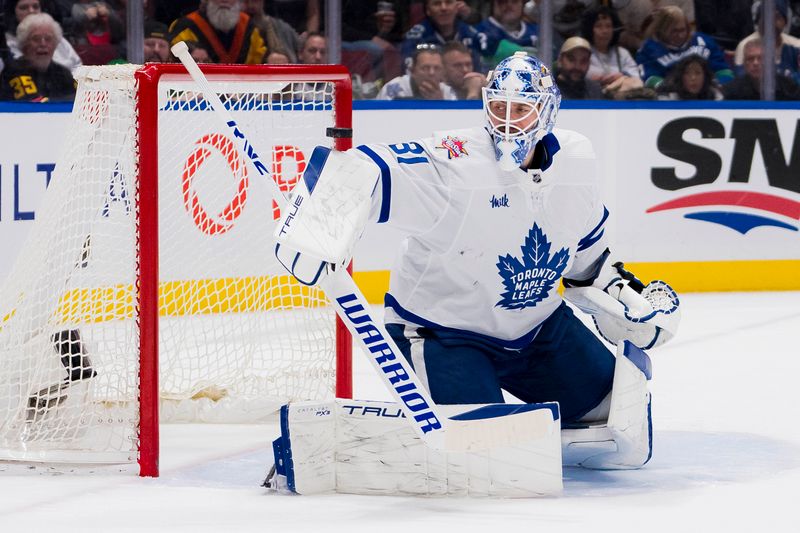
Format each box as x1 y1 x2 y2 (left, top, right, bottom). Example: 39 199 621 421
4 0 82 74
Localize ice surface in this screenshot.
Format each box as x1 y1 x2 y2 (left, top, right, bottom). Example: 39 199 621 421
1 292 799 533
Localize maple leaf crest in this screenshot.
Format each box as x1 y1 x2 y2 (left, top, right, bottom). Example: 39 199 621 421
495 223 570 310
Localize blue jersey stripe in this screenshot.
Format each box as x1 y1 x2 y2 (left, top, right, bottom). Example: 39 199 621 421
577 206 609 252
356 145 391 224
302 146 331 194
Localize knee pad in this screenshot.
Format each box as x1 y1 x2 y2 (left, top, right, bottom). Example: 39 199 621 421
562 341 652 470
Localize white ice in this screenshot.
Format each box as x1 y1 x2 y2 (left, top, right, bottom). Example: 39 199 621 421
1 292 799 533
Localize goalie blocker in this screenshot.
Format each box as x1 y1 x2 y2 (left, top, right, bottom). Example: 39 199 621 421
265 341 653 496
273 146 378 285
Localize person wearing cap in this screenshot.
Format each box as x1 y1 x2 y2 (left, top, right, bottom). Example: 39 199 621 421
635 6 733 89
733 0 800 77
554 36 604 99
144 20 170 63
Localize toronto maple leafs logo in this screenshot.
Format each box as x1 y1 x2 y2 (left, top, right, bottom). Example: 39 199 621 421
436 136 469 159
496 223 569 310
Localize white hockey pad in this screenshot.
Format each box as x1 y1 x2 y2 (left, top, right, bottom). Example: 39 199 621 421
267 399 563 497
274 146 378 266
564 280 680 349
562 341 652 470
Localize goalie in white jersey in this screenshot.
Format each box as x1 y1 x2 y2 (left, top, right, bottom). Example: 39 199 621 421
275 51 680 476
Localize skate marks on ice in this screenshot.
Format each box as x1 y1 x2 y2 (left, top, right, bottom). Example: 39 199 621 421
563 430 800 496
153 428 800 497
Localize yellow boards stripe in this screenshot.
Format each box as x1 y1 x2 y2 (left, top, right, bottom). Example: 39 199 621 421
44 259 800 325
56 275 328 324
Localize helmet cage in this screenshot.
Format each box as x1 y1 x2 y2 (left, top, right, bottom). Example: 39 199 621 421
482 52 560 170
482 88 558 143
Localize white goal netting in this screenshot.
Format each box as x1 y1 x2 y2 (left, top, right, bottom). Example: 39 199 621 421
0 64 349 468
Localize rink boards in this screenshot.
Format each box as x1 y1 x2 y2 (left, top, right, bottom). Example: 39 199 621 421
0 101 798 295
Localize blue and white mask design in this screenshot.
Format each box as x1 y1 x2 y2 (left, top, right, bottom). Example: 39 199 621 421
483 52 561 172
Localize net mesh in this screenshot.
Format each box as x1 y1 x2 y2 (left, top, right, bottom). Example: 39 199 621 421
0 65 342 465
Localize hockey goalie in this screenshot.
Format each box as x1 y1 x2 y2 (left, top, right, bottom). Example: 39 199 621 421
267 51 680 497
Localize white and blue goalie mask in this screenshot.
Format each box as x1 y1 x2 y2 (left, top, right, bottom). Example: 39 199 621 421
483 52 561 171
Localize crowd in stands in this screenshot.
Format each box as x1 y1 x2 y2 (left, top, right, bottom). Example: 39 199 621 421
2 0 800 102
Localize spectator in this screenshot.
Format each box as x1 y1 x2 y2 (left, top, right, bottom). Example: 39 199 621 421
186 40 214 63
636 6 733 89
169 0 267 64
266 49 291 63
526 0 596 40
581 5 641 96
442 40 485 99
454 0 484 25
616 0 695 53
0 13 75 101
69 1 125 49
143 19 170 63
656 55 722 100
401 0 486 71
340 0 403 82
553 36 604 99
267 0 321 35
377 44 457 99
694 0 754 52
789 0 800 40
242 0 300 63
475 0 559 70
298 31 327 64
4 0 82 73
734 0 800 74
724 38 800 100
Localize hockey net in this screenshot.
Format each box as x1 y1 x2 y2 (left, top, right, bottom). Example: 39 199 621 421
0 63 353 475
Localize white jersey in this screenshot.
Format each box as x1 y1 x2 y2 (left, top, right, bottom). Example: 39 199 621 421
353 127 608 349
376 74 458 101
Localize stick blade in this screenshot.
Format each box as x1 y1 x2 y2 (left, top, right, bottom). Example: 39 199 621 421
443 402 560 452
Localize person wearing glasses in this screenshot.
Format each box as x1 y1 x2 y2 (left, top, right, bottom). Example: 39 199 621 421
377 43 457 99
1 12 74 101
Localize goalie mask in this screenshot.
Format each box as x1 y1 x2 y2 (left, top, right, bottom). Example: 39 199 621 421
483 52 560 172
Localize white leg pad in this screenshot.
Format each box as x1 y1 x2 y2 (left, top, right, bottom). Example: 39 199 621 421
269 399 563 497
562 341 653 470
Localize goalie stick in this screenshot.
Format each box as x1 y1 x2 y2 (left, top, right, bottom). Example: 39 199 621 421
171 41 555 452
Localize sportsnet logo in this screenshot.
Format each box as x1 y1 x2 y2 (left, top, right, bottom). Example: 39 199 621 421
646 191 800 234
649 117 800 234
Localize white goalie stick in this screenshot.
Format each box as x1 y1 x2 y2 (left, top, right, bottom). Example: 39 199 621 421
171 41 555 452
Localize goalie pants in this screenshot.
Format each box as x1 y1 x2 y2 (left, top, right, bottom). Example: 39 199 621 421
386 302 614 423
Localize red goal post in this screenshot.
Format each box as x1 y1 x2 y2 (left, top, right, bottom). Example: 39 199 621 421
0 63 353 477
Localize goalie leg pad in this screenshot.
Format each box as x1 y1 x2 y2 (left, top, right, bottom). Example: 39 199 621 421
561 341 653 470
268 399 563 497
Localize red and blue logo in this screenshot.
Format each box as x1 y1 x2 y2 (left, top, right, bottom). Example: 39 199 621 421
646 191 800 234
